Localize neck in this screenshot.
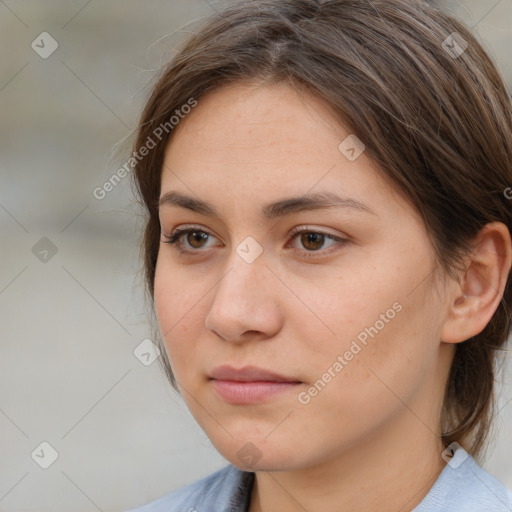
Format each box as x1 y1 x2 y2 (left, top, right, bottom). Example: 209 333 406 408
248 412 446 512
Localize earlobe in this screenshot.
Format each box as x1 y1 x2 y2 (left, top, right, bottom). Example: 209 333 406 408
440 222 512 344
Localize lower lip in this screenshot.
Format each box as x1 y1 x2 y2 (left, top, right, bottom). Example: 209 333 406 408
210 379 301 404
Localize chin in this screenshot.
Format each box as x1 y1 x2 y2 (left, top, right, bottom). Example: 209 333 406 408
214 438 302 472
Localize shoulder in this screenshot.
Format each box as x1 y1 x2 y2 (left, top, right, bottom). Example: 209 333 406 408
414 449 512 512
124 464 253 512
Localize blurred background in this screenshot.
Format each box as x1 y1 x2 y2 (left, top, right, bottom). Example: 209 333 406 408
0 1 511 510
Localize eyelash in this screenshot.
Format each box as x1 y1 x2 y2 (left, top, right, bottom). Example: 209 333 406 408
161 225 347 258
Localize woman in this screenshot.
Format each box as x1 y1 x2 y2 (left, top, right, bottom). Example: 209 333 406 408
126 0 512 510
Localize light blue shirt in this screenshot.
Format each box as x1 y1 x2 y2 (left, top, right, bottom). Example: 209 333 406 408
126 448 512 511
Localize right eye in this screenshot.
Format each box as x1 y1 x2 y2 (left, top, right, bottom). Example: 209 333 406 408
162 226 219 254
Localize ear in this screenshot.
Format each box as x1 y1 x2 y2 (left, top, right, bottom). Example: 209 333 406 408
440 222 512 344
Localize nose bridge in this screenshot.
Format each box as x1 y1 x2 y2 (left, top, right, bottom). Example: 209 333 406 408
213 240 269 312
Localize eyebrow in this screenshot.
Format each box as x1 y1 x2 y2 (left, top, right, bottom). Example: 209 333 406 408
158 190 376 219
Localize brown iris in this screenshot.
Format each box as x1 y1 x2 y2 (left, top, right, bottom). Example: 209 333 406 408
187 231 209 249
300 232 325 251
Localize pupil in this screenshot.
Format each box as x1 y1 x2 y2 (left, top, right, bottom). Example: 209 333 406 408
302 233 323 250
189 231 208 248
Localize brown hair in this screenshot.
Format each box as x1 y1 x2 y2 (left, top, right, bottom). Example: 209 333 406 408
130 0 512 463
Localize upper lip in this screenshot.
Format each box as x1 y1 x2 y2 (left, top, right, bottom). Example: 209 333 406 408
209 365 301 383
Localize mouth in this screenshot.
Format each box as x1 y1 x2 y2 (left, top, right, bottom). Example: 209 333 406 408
209 364 301 383
209 379 302 404
208 365 302 404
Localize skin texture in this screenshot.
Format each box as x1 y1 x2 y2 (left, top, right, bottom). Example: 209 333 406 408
153 81 512 512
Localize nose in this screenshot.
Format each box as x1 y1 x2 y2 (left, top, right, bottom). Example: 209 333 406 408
204 249 284 343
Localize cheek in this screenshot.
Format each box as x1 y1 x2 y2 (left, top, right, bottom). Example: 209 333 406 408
299 244 441 390
287 265 403 360
153 260 177 335
153 259 204 374
293 293 440 452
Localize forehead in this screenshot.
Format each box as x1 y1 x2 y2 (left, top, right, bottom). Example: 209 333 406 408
159 82 408 220
165 81 344 161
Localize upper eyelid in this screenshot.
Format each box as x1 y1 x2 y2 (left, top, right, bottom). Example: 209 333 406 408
168 224 220 241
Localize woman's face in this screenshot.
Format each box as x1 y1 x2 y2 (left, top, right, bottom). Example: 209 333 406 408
154 81 453 470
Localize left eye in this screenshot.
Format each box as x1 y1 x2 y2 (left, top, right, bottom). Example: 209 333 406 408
162 226 346 255
288 229 344 252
